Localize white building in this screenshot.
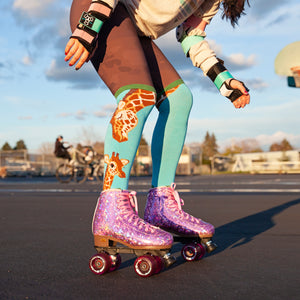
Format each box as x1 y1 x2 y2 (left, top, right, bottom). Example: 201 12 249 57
232 150 300 173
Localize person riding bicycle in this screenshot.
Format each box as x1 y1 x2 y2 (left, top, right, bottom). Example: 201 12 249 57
54 135 72 161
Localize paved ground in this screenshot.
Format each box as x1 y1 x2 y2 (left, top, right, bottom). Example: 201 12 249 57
0 174 300 299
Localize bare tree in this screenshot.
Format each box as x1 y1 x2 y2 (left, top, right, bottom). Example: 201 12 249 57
222 138 262 155
75 125 104 146
38 142 54 155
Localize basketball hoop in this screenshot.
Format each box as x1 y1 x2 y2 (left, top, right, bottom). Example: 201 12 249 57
290 66 300 87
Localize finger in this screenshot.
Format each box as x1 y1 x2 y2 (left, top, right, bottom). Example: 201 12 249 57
75 50 90 70
235 82 249 95
65 38 75 56
65 40 80 62
68 47 84 67
230 79 249 95
235 95 250 108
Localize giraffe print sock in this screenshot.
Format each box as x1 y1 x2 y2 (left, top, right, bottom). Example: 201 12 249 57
151 83 193 187
102 86 156 190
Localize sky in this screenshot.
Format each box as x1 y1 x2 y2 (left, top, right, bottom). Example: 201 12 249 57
1 0 300 153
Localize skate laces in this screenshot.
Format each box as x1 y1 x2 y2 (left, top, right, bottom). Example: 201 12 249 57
168 183 201 224
119 191 155 233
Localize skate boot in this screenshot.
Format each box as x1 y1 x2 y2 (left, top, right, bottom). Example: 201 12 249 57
89 189 175 277
144 183 217 260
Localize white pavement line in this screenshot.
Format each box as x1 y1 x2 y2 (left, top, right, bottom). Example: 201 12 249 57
1 188 300 193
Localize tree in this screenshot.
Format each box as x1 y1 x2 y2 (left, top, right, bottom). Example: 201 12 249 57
14 140 27 150
222 138 263 155
38 142 54 154
269 138 293 151
1 142 12 151
202 132 218 160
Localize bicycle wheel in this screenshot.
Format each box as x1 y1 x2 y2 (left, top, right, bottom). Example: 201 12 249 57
74 165 89 184
95 165 104 182
56 163 73 183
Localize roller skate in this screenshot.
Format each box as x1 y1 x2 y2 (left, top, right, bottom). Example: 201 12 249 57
144 183 217 262
89 189 175 278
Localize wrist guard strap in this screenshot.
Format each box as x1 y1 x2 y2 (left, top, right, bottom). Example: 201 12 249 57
89 0 112 20
181 36 205 56
79 12 104 34
176 24 205 56
207 61 234 90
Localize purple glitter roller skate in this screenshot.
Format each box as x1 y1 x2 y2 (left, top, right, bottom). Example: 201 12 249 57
89 189 175 277
144 183 217 260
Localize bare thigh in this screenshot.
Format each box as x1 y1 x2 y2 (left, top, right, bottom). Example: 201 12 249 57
70 1 181 96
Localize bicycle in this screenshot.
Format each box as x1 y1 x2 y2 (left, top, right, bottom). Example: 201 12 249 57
55 146 104 184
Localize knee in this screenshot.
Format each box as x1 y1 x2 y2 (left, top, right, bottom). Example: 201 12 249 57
159 83 193 118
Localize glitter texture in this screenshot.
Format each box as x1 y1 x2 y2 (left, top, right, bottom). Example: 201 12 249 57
92 189 173 248
144 183 215 238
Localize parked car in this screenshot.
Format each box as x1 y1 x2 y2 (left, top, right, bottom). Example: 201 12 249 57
5 159 38 177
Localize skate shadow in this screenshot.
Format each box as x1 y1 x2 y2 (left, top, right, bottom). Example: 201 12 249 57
117 198 300 272
208 197 300 255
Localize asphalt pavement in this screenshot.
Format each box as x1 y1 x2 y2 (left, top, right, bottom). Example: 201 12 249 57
0 174 299 300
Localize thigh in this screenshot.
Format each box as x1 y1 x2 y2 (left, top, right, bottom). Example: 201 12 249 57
70 1 153 95
139 37 182 94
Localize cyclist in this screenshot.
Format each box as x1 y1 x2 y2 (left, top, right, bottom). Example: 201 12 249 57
54 136 72 161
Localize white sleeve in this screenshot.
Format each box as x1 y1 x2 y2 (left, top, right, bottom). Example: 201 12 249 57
189 40 219 75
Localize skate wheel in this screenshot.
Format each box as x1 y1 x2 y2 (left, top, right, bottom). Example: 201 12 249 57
134 255 157 278
109 254 122 272
153 256 163 274
89 253 111 275
195 243 206 260
181 243 204 262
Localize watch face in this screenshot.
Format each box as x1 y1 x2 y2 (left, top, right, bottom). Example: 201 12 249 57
80 12 95 28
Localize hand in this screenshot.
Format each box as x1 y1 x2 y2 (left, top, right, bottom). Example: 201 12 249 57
65 38 90 70
228 79 250 109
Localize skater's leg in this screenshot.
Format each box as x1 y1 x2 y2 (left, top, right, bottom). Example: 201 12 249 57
151 83 193 187
103 86 156 190
138 38 192 187
139 40 215 242
70 2 173 254
71 2 156 190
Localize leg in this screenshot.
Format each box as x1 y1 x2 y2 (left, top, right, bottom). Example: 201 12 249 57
138 39 193 187
151 84 193 187
70 1 173 255
139 41 216 246
71 2 156 190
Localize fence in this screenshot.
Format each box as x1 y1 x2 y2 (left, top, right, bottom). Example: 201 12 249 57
0 146 194 177
0 150 63 177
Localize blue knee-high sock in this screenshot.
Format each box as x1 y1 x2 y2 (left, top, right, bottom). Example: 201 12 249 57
151 83 193 187
103 85 156 190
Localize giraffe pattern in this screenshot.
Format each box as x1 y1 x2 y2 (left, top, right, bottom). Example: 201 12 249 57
103 152 129 190
156 85 180 107
110 89 156 143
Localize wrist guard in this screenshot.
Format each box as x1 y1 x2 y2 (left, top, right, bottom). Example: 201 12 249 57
207 60 233 89
207 60 249 102
70 1 112 54
221 79 250 102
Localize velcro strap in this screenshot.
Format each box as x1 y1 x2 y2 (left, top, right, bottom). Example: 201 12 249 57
89 0 112 20
214 71 234 90
79 12 103 33
72 27 95 44
181 35 204 56
207 61 226 82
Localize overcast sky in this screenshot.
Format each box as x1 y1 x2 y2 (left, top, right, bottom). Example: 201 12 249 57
1 0 300 152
